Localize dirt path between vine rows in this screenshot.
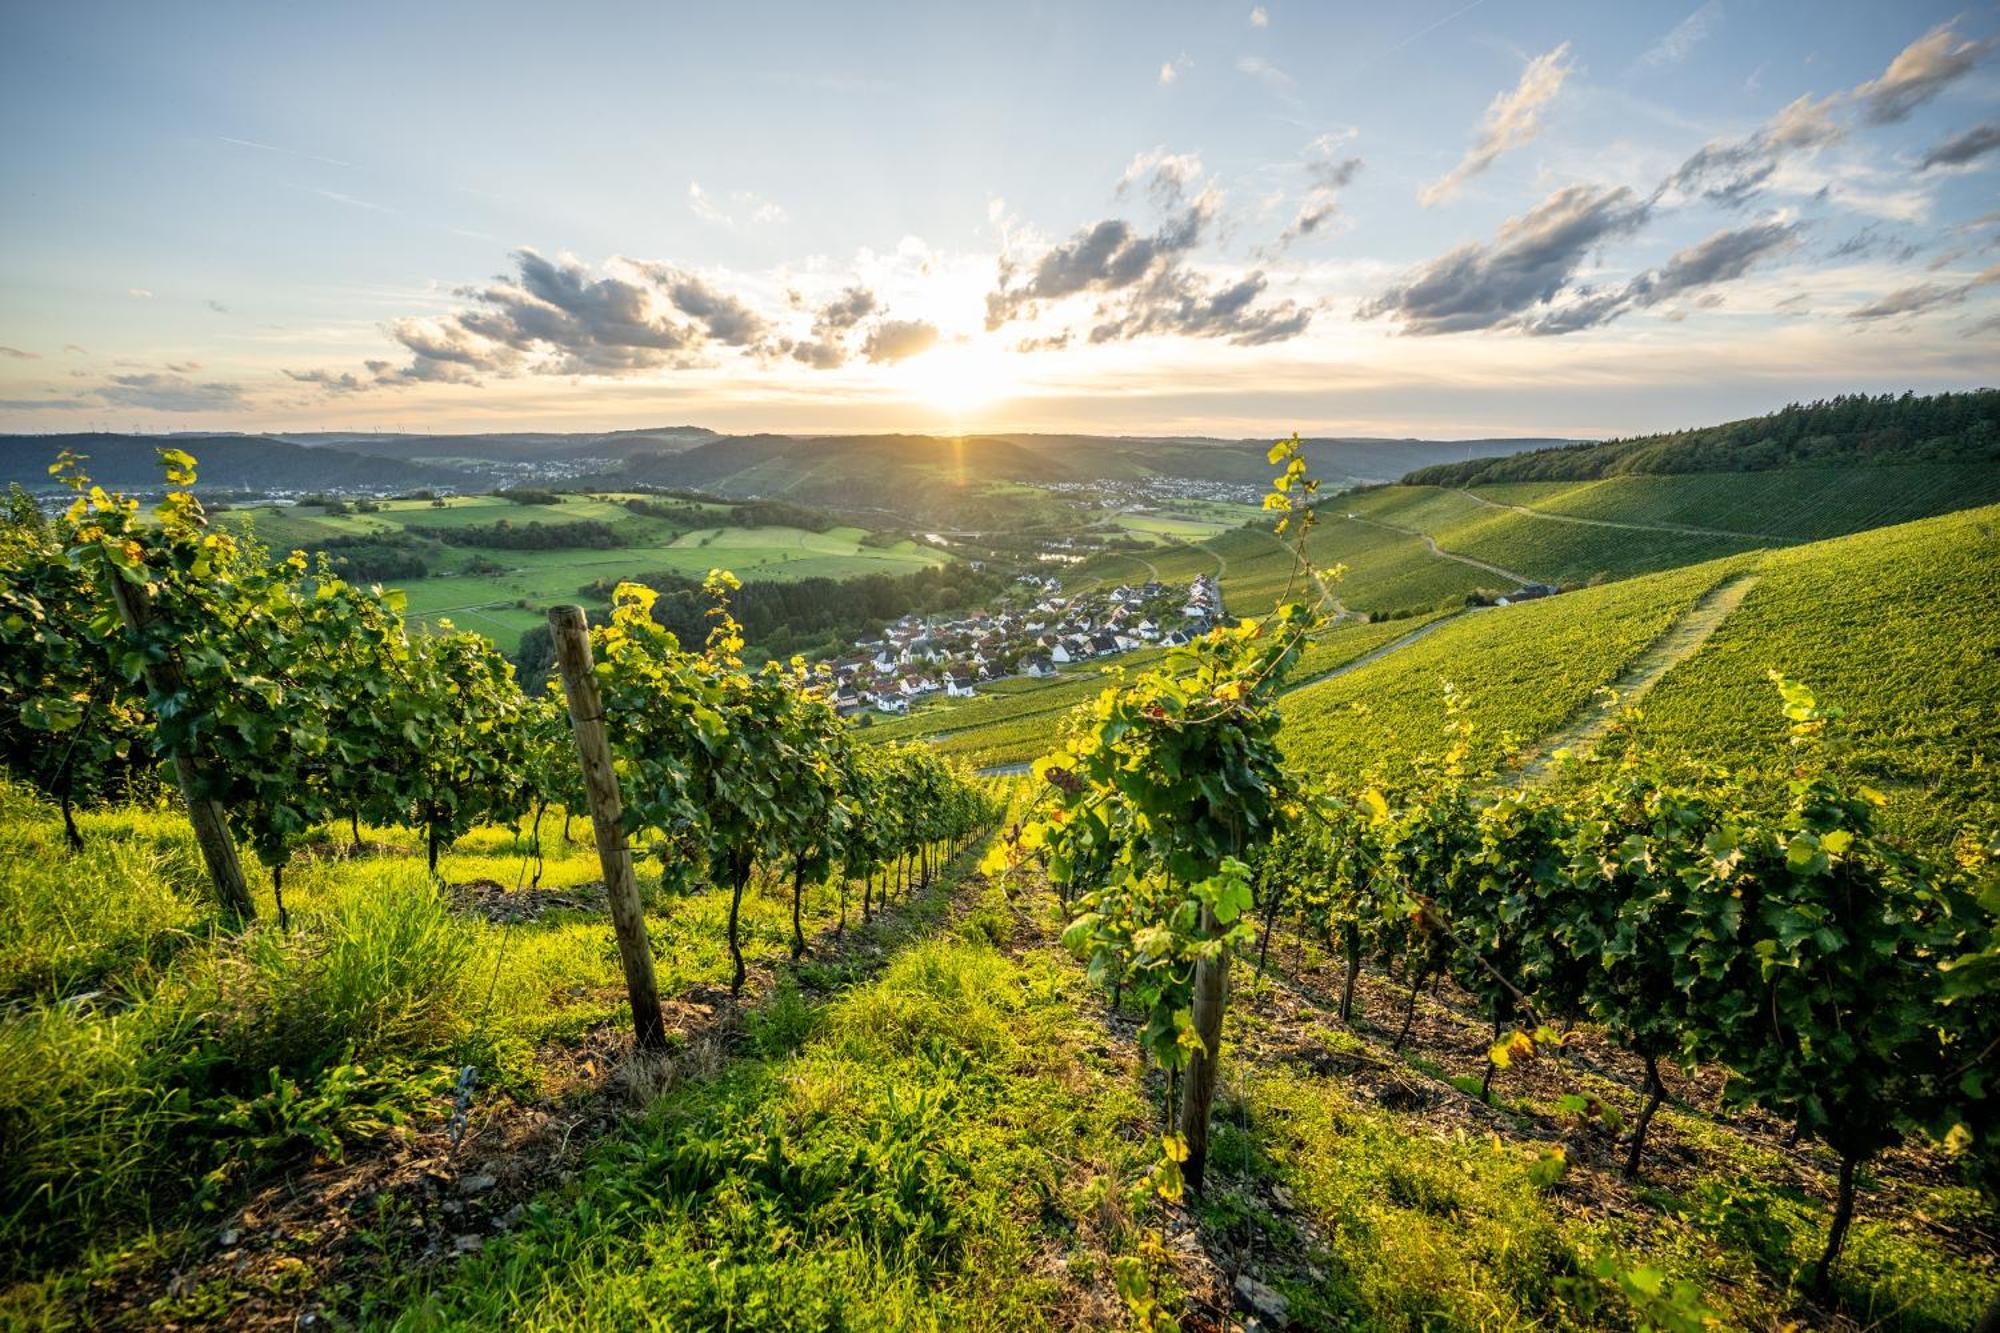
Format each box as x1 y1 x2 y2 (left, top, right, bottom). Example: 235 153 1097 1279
1515 570 1762 782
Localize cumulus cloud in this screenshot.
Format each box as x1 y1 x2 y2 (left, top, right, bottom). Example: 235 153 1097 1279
1159 53 1192 86
1420 43 1573 207
1118 148 1208 209
1640 2 1722 67
1087 267 1311 346
0 346 38 360
782 286 882 369
1854 22 1997 126
988 152 1310 346
128 288 152 299
984 197 1213 329
861 319 940 363
93 373 246 412
1249 5 1268 27
1360 183 1651 334
205 299 229 314
290 248 790 390
1921 122 2000 171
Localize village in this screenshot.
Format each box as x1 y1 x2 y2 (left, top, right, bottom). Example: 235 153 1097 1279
825 570 1224 716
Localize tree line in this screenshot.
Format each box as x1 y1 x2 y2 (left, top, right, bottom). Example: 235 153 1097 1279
1404 389 2000 486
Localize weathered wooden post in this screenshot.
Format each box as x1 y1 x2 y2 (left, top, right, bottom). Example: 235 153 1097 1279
105 575 256 925
547 605 668 1052
1178 903 1228 1192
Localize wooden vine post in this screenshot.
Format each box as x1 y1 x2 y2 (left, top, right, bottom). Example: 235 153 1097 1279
1178 902 1228 1189
548 605 668 1052
105 575 256 925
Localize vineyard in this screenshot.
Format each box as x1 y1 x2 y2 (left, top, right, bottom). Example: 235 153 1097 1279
1 442 1996 1331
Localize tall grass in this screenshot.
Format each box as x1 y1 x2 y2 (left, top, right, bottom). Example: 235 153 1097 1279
0 861 478 1280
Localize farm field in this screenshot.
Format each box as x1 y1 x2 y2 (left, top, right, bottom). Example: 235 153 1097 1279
221 496 947 654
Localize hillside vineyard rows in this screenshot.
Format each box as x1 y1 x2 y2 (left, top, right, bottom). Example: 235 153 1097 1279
0 412 1997 1332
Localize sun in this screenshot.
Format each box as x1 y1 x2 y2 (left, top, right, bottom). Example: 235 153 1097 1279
897 339 1017 423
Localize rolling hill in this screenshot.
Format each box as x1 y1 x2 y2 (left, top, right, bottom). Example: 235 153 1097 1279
0 433 479 493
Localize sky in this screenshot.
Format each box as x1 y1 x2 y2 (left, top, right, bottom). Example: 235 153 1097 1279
1 0 1996 440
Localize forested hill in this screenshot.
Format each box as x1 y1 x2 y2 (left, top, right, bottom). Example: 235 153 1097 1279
0 433 478 492
1402 390 2000 486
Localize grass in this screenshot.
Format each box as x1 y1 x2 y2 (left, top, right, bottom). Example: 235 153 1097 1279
0 784 937 1303
376 935 1166 1330
222 497 947 654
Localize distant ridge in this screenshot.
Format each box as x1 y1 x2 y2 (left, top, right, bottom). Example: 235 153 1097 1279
0 433 479 491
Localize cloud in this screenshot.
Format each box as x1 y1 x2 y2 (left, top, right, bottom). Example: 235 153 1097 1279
1671 21 1995 209
1159 53 1192 86
689 181 727 224
1847 282 1971 321
93 373 246 412
688 181 786 227
1827 224 1919 263
1640 3 1722 67
1087 267 1311 346
783 286 883 368
1420 43 1573 207
293 248 787 390
206 299 230 314
984 190 1215 329
128 288 153 299
1307 154 1363 192
1520 219 1801 333
1921 122 2000 171
1235 55 1295 95
1278 145 1364 248
1847 262 2000 322
861 319 940 363
1118 148 1207 208
1249 5 1268 27
1853 22 1996 126
0 346 38 360
1360 183 1651 334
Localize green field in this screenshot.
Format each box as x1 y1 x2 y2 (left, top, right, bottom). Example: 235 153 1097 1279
223 495 948 653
